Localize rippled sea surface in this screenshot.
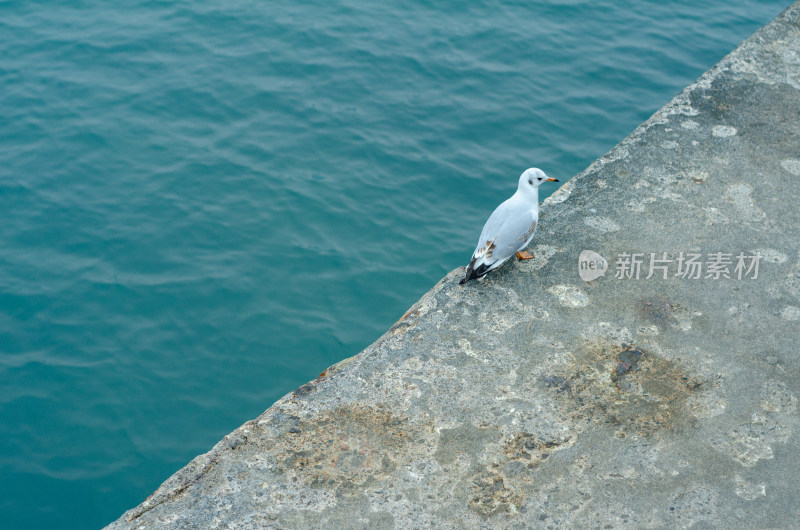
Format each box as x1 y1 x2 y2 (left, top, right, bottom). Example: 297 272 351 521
0 1 788 527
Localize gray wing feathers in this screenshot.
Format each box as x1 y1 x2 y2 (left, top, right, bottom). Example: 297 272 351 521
470 197 537 272
477 202 535 253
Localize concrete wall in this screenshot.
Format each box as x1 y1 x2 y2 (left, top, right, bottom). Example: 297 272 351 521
109 2 800 527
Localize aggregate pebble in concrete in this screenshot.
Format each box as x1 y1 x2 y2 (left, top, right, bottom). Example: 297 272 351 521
108 3 800 528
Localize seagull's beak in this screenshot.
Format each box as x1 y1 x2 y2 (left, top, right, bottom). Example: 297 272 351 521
545 178 559 182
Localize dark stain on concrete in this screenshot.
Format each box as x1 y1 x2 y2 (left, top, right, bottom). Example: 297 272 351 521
504 433 570 468
546 340 703 437
468 470 525 518
276 405 423 490
637 296 678 329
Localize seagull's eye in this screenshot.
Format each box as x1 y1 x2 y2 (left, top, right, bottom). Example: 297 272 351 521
538 178 542 181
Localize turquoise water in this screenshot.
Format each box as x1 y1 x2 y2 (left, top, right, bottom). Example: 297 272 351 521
0 1 788 527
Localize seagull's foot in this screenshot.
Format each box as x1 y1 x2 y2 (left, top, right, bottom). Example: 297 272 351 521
516 251 535 260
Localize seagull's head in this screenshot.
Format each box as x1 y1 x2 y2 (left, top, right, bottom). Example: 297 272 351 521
519 168 559 193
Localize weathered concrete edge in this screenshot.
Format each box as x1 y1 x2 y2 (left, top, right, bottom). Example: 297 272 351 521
108 2 800 525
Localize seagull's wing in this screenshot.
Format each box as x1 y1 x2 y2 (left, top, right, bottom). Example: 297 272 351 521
460 196 537 284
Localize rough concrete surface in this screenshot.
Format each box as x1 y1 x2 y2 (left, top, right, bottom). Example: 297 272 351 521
109 3 800 528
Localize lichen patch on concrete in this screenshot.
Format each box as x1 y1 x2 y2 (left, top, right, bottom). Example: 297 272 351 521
547 284 589 307
781 158 800 175
712 125 737 137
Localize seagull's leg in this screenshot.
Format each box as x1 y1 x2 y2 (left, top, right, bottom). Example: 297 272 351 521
516 251 535 260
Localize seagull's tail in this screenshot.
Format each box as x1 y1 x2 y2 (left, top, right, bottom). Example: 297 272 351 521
460 258 491 284
460 258 476 285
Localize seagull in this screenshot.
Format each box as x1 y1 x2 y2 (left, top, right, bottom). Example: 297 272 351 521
460 168 559 284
